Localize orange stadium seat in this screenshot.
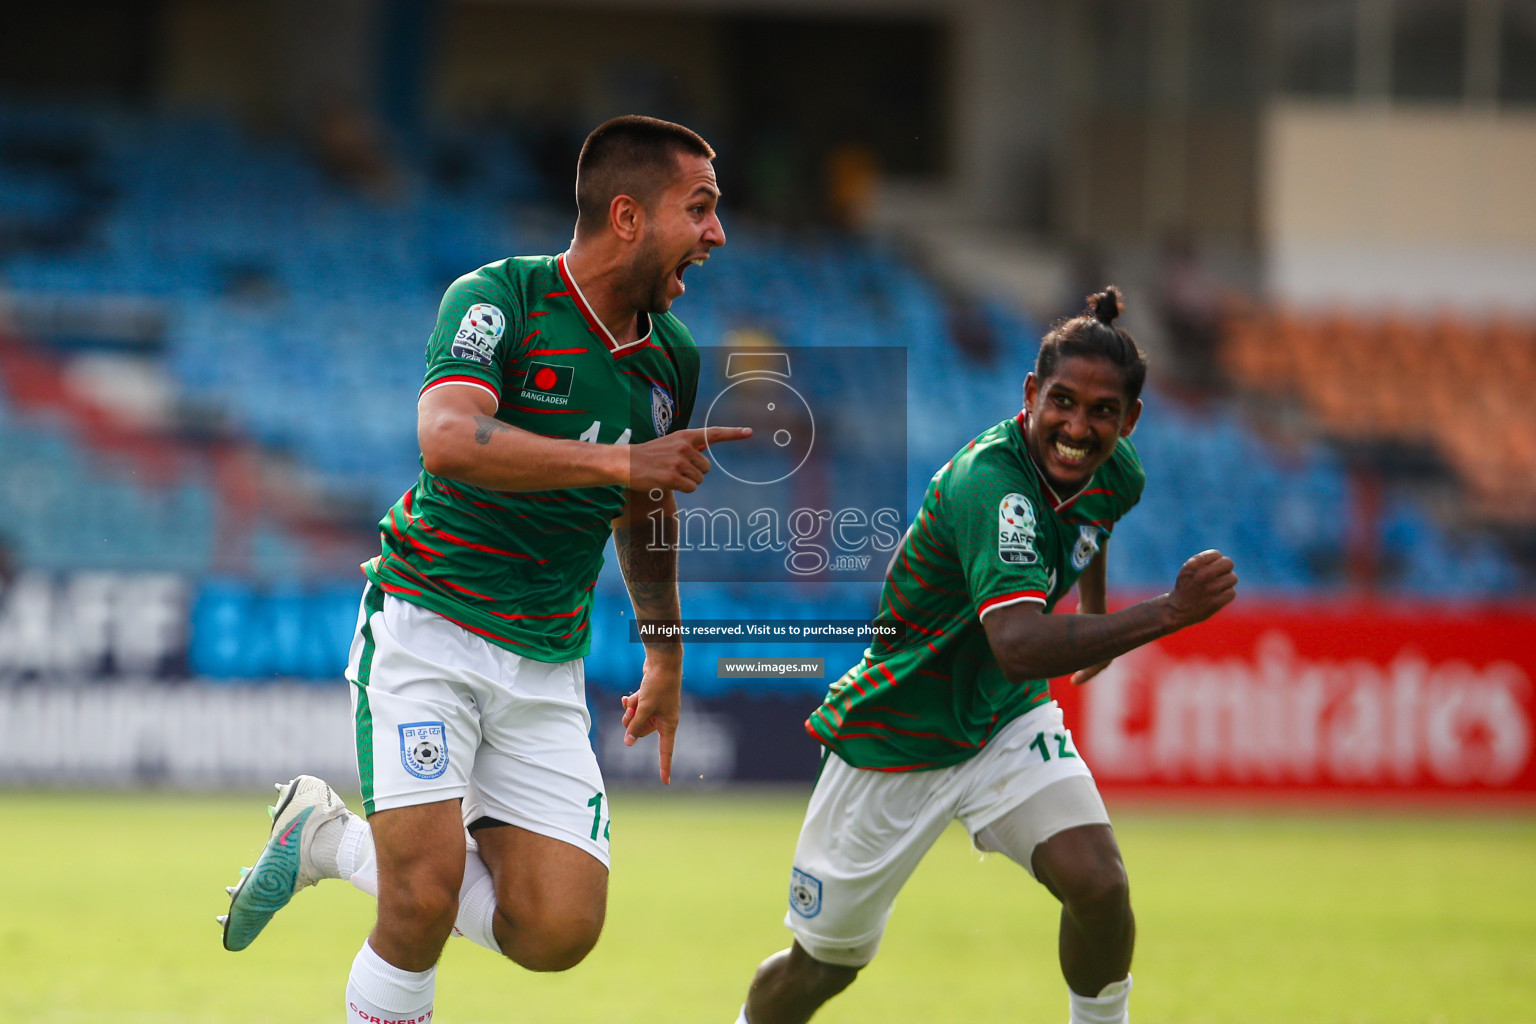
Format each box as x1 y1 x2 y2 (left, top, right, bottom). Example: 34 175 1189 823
1220 305 1536 526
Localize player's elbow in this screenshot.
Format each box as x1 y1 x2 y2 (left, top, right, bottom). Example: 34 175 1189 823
418 416 470 480
421 447 470 482
997 649 1051 687
983 614 1054 685
989 629 1056 685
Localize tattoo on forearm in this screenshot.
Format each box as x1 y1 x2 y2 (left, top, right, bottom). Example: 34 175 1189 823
1011 600 1166 682
473 415 510 445
613 524 633 585
615 521 681 640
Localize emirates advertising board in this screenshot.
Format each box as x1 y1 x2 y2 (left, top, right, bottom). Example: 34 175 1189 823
1051 605 1536 798
2 570 1533 798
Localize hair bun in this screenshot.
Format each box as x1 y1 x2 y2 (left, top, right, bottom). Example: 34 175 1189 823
1088 286 1123 326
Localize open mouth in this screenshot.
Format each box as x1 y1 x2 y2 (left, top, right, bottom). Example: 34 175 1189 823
674 255 706 286
1051 437 1095 466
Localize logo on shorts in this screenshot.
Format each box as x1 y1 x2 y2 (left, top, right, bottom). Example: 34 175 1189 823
789 867 822 918
399 721 449 781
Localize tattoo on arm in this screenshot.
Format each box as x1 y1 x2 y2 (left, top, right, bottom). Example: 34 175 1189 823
997 599 1168 682
615 516 681 644
612 524 636 592
473 415 510 445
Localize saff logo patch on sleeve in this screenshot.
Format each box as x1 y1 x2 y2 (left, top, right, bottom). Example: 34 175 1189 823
519 362 574 406
399 721 449 780
998 493 1039 564
451 304 506 365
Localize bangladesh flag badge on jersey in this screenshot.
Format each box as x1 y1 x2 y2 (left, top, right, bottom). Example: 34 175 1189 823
520 362 574 406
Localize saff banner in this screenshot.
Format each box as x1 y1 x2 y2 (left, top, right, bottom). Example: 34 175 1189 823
1052 606 1536 796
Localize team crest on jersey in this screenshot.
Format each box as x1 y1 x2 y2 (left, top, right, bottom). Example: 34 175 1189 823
1071 524 1102 572
399 721 449 781
789 867 822 918
998 493 1039 564
451 304 505 365
651 382 676 436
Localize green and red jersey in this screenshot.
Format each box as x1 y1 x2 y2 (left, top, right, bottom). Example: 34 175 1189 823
808 412 1145 771
364 254 700 663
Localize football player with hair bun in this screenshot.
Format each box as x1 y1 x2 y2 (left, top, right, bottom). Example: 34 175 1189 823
732 287 1238 1024
219 116 750 1024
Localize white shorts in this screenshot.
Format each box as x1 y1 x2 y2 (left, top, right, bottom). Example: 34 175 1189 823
785 701 1103 967
345 585 610 868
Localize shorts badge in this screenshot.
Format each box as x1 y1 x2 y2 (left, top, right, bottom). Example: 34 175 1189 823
789 867 823 918
399 721 449 781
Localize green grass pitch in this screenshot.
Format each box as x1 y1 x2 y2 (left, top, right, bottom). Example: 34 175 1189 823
2 788 1533 1023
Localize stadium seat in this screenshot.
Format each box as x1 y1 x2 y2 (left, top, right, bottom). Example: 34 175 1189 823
0 102 1528 687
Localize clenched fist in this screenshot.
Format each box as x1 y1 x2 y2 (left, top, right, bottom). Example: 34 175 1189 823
1164 549 1238 628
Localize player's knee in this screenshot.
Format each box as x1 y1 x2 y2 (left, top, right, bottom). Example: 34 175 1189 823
1057 856 1129 924
379 879 459 939
508 918 603 972
799 960 859 1002
786 943 861 1000
1033 825 1129 916
499 906 604 972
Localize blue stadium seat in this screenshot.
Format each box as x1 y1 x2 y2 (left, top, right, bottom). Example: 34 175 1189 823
0 99 1524 650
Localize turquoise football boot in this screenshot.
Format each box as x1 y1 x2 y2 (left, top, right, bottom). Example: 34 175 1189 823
220 775 350 951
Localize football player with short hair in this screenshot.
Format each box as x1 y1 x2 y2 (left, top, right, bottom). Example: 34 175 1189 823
219 115 750 1024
